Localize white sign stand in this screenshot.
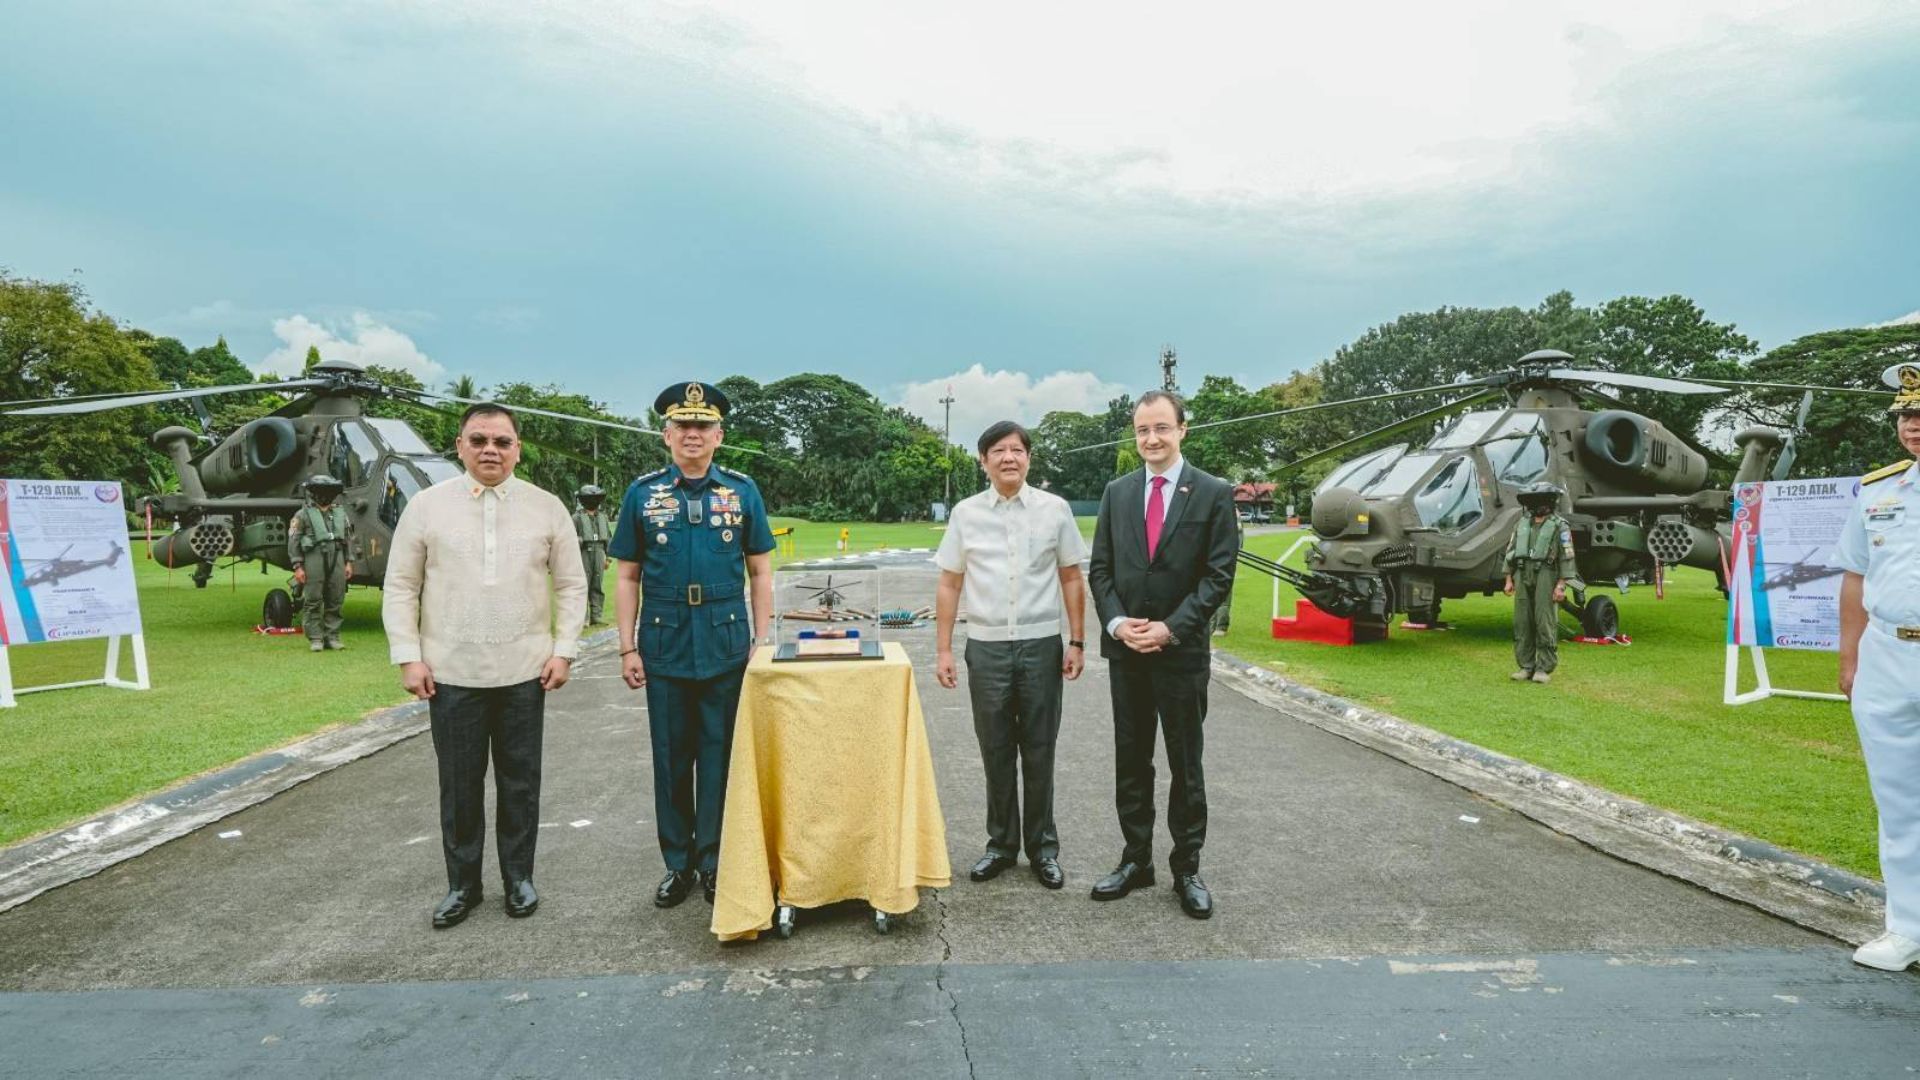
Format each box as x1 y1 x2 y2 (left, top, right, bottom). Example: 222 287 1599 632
0 634 150 708
1721 643 1845 706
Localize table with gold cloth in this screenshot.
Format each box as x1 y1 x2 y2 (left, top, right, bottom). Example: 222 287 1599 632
711 642 951 941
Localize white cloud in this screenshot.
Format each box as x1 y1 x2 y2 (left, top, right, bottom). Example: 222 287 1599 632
894 364 1126 448
257 313 445 380
1869 310 1920 328
453 0 1907 205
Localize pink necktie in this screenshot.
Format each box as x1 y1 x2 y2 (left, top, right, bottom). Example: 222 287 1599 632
1146 475 1168 559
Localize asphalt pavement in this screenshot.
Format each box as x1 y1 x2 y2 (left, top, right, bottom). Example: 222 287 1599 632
3 555 1917 1077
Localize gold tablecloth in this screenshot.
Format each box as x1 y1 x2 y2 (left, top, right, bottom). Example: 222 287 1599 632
711 641 951 940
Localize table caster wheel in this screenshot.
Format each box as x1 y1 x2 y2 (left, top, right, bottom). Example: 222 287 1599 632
872 910 892 935
775 905 796 939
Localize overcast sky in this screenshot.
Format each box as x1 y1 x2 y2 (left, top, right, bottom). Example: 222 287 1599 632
3 1 1916 441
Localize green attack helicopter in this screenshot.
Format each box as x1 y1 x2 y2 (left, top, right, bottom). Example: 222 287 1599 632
1080 350 1891 638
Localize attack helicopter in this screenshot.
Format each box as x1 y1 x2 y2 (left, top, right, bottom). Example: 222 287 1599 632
1082 349 1891 639
20 541 126 588
1 359 709 629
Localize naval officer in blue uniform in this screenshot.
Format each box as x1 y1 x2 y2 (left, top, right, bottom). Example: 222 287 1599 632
611 381 775 908
1838 361 1920 971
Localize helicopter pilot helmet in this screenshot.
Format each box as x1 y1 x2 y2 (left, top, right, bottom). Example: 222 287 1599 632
1516 481 1564 512
302 473 344 503
1884 363 1920 416
577 483 607 509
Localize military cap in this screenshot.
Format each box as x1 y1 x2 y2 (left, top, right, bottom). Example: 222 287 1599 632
655 381 729 423
1884 363 1920 415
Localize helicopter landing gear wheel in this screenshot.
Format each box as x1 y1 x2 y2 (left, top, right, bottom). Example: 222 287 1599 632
1579 594 1619 639
263 588 294 630
872 909 893 935
774 905 796 939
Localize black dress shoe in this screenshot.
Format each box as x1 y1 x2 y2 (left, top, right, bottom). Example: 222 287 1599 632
1090 861 1154 900
654 869 693 909
1034 857 1065 890
504 879 539 918
969 853 1016 882
698 869 717 905
431 886 481 929
1174 872 1213 919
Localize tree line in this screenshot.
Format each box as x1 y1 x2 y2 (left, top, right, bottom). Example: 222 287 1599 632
3 272 1916 520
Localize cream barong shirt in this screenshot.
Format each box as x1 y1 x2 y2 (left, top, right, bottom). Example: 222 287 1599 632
935 483 1086 642
382 472 588 688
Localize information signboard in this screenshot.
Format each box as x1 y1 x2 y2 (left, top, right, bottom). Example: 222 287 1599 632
1723 477 1854 705
0 478 149 706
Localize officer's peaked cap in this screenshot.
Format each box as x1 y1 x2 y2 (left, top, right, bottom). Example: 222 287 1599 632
656 382 729 423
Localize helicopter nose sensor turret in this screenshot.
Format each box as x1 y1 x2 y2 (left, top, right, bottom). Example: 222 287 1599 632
1310 486 1371 540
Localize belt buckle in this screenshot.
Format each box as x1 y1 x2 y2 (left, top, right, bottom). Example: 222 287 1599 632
687 583 704 606
1900 627 1920 642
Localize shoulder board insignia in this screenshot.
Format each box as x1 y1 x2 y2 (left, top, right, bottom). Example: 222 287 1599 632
1862 461 1910 486
635 468 667 483
715 465 753 484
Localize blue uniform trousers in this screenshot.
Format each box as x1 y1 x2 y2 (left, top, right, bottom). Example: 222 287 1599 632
646 664 747 873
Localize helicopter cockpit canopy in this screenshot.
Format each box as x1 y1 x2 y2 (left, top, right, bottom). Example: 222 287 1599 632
1315 444 1407 496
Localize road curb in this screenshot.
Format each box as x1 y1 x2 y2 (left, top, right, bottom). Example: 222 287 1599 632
1212 650 1886 946
0 629 620 914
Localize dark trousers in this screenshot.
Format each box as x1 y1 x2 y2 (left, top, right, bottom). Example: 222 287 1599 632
1109 657 1209 874
964 636 1064 861
428 679 545 891
645 666 747 873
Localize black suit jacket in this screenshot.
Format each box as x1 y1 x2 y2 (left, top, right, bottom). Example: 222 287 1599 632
1088 462 1239 671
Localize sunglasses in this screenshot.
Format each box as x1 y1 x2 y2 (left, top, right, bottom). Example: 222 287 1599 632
464 434 518 450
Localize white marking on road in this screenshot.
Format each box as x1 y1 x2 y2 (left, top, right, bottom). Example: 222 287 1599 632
218 830 243 840
538 822 559 829
404 835 432 846
1604 954 1698 967
1391 958 1541 987
1457 815 1480 824
261 1035 282 1046
570 819 592 828
662 978 710 998
505 991 530 1003
1773 994 1800 1004
299 989 333 1007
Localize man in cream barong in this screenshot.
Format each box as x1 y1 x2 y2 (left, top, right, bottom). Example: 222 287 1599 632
383 403 588 929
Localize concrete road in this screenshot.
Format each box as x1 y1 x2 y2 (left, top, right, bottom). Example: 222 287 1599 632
3 557 1916 1076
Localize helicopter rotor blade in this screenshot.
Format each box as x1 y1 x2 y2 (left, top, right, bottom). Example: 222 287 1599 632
397 387 767 457
1689 378 1894 397
1793 389 1815 430
406 400 607 471
1542 369 1728 396
1269 389 1505 480
1 379 329 416
1062 378 1483 455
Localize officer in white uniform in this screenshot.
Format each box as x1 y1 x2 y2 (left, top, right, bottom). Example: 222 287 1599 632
1836 361 1920 971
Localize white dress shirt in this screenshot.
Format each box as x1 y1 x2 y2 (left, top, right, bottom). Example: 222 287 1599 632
936 483 1087 642
382 472 588 688
1106 456 1185 639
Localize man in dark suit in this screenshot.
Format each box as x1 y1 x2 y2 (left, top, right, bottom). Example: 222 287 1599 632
1087 389 1239 919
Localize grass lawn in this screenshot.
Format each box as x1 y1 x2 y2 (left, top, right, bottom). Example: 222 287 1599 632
1 516 1879 884
1221 529 1876 877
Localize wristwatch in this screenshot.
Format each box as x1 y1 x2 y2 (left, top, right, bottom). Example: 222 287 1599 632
1068 640 1085 650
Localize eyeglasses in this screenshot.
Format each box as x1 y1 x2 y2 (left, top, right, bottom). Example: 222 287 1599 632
1134 424 1180 438
464 434 518 450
